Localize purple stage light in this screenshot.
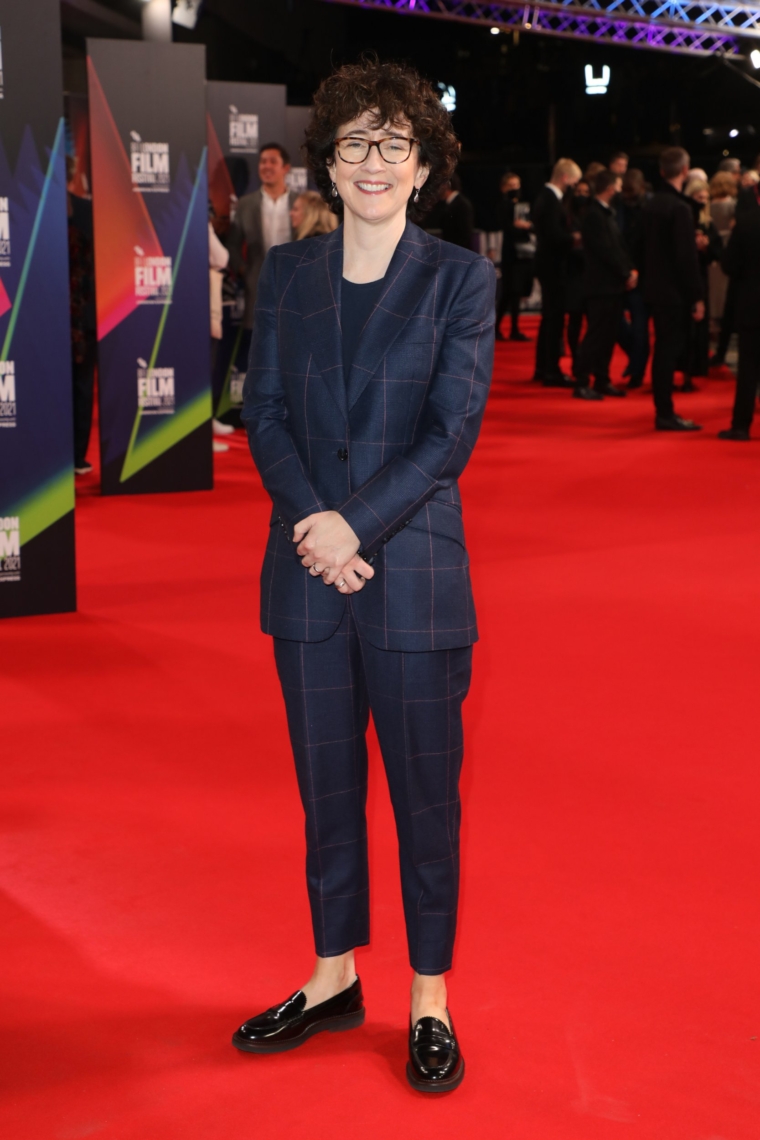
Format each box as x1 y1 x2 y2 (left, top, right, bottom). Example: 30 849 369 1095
321 0 748 55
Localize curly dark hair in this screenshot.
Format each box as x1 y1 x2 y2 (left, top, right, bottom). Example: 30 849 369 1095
304 57 459 219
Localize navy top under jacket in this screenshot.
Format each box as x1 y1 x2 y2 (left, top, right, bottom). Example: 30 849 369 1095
241 219 497 652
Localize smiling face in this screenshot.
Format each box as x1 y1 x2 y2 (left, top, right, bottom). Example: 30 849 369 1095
328 110 429 226
259 148 289 192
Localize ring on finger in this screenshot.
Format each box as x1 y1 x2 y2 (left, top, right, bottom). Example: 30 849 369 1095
337 578 346 589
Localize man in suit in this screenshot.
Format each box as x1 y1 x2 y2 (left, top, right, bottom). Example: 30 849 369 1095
574 170 637 400
718 209 760 440
640 147 705 431
531 157 582 387
228 142 299 332
426 173 475 250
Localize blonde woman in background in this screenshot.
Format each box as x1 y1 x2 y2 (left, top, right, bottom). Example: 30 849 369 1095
290 189 338 240
709 171 739 365
684 178 722 383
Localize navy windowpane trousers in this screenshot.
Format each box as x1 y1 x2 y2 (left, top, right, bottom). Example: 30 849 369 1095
273 606 473 976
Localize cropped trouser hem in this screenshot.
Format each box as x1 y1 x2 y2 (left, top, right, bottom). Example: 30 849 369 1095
318 939 370 959
273 606 472 976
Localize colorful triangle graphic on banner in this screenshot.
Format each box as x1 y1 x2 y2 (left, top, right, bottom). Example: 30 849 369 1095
87 58 165 341
207 112 235 226
0 276 12 320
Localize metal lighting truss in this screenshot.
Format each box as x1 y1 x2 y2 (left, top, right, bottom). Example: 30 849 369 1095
322 0 760 55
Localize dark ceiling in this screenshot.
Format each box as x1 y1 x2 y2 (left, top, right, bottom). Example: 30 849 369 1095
61 0 760 212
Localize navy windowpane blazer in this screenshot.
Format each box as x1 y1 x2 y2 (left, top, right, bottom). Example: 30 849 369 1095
241 219 496 652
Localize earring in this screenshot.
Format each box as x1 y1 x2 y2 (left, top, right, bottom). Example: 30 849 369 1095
413 188 420 203
331 184 338 198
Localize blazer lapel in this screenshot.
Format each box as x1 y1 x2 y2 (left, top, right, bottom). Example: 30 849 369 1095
296 227 347 420
346 221 438 410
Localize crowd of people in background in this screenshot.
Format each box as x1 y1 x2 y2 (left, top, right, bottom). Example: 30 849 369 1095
68 128 760 477
437 147 760 439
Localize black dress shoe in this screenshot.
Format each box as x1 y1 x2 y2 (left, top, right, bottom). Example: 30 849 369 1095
718 427 751 440
573 385 603 401
232 976 364 1053
509 330 530 342
542 374 575 389
594 382 626 398
407 1013 464 1093
627 376 643 390
655 414 702 432
675 377 698 392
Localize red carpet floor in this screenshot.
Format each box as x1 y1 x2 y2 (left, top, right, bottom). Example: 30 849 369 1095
3 320 760 1138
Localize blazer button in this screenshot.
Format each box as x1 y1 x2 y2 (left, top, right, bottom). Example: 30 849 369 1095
337 448 348 461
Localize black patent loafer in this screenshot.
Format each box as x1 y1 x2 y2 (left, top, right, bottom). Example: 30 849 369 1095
232 976 364 1054
406 1012 464 1093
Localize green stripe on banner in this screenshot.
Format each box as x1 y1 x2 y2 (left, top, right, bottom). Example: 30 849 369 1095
120 389 212 482
120 147 210 483
215 321 245 419
2 118 65 362
5 469 75 546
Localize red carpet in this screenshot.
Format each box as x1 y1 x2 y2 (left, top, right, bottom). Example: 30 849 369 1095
3 321 759 1137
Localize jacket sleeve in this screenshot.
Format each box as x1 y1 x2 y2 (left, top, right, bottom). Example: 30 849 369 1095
675 204 705 303
704 222 722 266
533 194 573 256
721 222 743 278
338 257 497 557
241 252 328 532
582 209 632 282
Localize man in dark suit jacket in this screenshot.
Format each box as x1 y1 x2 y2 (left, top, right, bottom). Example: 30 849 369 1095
531 157 582 386
228 143 298 330
425 173 475 250
574 170 637 400
718 210 760 439
640 147 705 431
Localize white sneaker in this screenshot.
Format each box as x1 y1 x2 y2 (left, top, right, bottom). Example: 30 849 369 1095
213 418 234 436
213 439 229 453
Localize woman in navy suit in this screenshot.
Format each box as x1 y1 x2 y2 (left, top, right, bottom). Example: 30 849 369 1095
233 59 495 1092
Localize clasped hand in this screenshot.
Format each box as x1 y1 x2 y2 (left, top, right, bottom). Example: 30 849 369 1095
293 511 375 594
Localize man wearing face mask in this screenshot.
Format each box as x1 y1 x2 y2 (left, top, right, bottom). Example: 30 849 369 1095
494 172 534 341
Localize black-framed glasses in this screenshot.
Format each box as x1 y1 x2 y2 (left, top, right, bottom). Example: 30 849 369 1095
334 135 419 164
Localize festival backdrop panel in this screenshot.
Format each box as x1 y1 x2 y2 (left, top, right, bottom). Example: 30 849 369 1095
0 0 76 619
206 81 292 421
88 40 211 496
206 80 287 225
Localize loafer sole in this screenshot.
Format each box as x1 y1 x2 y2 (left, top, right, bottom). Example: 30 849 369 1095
406 1056 465 1093
231 1007 365 1054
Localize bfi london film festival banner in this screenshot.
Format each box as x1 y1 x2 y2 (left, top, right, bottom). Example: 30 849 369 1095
88 40 211 495
205 86 313 421
0 0 76 619
206 81 290 420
